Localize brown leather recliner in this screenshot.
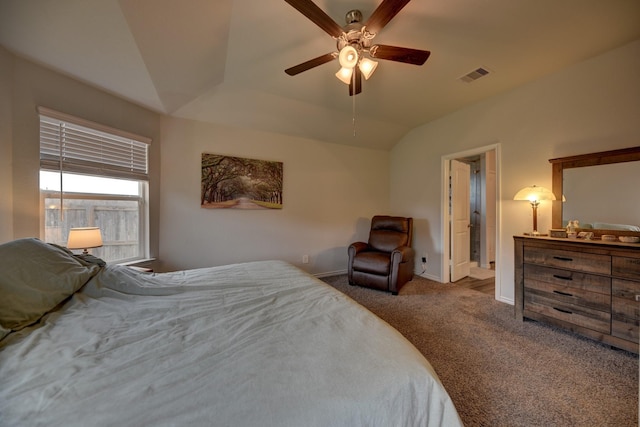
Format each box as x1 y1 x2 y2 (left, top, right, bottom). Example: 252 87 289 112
347 216 415 295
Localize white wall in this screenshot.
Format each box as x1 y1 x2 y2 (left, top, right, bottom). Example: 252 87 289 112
0 46 13 242
2 53 162 260
390 39 640 303
158 116 390 274
4 40 638 285
1 48 389 276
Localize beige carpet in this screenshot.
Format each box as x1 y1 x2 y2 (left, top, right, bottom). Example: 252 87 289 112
320 274 639 427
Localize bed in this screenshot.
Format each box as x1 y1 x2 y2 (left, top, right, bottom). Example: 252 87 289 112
0 238 462 426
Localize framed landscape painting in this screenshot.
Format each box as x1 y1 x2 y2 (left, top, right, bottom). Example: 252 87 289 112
201 153 283 210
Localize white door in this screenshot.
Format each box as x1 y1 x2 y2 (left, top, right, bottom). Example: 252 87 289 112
450 160 471 282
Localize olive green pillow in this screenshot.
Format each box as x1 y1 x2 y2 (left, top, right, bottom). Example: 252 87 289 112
0 238 100 332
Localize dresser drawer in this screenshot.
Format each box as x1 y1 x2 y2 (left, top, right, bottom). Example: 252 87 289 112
524 264 611 314
524 264 611 296
611 263 640 343
613 278 640 303
612 318 639 343
525 291 611 334
612 278 639 343
524 247 611 275
612 278 640 319
611 316 640 343
612 256 640 281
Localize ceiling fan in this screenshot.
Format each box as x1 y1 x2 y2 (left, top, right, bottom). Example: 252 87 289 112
284 0 431 96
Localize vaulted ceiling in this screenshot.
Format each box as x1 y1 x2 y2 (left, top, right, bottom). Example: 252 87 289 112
1 0 639 150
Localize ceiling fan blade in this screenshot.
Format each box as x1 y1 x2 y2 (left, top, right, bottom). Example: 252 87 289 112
284 0 344 38
349 67 362 96
364 0 411 34
369 44 431 65
285 52 338 76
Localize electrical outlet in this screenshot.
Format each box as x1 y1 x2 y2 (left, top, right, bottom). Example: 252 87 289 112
302 254 309 264
419 253 428 275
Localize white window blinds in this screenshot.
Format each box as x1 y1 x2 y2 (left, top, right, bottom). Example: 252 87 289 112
38 107 150 181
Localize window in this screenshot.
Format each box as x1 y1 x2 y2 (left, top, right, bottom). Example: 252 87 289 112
38 107 150 264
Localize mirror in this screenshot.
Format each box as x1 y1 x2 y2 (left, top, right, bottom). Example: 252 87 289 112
563 162 640 227
550 146 640 237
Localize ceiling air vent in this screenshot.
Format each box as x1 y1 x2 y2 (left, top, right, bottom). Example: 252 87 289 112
459 67 490 83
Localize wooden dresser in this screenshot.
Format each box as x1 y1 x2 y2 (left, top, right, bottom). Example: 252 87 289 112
514 236 640 353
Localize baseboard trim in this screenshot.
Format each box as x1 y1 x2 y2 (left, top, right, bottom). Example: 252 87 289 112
497 296 514 305
417 272 442 282
314 270 444 283
314 269 347 278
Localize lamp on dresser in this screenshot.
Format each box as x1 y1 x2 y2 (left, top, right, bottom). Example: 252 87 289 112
513 185 556 235
67 227 103 254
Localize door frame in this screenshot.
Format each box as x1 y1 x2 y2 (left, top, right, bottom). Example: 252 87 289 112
441 143 503 300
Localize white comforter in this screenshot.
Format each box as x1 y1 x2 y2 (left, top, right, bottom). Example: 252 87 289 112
0 260 461 426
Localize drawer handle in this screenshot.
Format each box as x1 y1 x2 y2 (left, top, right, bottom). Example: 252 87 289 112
553 256 573 262
553 307 573 314
552 274 573 281
553 290 574 297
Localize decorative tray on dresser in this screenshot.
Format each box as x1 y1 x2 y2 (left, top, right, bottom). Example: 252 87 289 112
514 235 640 353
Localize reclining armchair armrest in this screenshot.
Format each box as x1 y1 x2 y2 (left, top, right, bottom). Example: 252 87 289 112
348 242 369 285
391 246 415 264
348 242 369 257
389 246 416 295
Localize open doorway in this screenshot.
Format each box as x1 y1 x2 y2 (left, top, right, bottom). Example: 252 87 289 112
441 144 501 300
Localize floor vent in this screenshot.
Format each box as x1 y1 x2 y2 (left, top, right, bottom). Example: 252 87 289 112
459 67 490 83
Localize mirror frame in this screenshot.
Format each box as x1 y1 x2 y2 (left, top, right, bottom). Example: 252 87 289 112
549 146 640 237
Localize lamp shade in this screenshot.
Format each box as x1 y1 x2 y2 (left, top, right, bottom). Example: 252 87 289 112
67 227 103 251
338 45 358 69
513 185 556 202
335 67 353 84
358 57 378 80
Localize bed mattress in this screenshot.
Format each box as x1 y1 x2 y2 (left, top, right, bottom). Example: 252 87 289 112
0 259 461 426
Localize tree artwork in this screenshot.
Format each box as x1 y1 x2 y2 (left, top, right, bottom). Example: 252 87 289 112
201 154 283 209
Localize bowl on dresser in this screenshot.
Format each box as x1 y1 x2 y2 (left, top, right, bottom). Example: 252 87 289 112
619 236 640 243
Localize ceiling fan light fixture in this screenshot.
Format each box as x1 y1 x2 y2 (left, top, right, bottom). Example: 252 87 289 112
284 1 431 97
338 45 358 69
335 67 353 84
358 57 378 80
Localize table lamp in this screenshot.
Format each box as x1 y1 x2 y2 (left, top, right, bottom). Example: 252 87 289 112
513 185 556 235
67 227 103 254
